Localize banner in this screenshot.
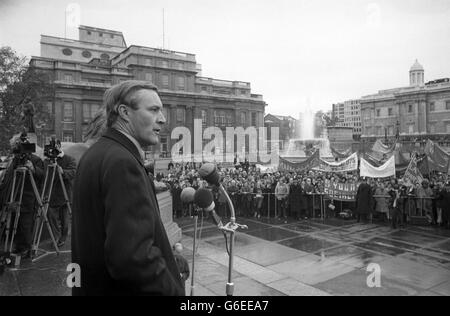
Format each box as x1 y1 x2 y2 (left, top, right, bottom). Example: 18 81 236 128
360 155 396 178
323 180 357 201
424 140 450 173
313 152 358 173
372 139 394 154
278 150 319 171
330 146 353 159
402 157 424 186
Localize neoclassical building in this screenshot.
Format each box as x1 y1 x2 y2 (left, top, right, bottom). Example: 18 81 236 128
30 25 266 158
360 60 450 146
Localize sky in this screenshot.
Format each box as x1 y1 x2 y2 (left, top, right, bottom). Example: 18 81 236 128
1 0 450 117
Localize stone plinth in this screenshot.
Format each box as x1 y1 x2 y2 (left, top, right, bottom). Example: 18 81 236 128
157 190 182 246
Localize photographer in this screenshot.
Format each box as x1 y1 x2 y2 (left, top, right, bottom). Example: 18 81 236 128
44 139 76 248
8 134 44 257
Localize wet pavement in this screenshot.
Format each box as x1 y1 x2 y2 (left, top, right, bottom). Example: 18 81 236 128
1 216 450 296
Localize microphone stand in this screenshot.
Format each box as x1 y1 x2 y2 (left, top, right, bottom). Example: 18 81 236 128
218 185 247 296
190 206 199 296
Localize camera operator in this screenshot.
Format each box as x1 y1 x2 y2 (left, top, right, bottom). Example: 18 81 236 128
8 135 44 257
44 139 76 248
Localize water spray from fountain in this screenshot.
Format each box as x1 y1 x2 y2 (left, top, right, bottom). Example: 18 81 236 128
284 97 332 158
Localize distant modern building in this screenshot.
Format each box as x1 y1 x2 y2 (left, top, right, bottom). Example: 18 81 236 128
327 126 354 145
360 60 450 147
264 114 297 150
331 99 362 139
30 25 266 157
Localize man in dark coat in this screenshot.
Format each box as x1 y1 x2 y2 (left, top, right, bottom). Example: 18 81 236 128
440 182 450 229
170 181 183 218
355 177 374 222
288 178 303 220
45 142 77 248
72 81 184 296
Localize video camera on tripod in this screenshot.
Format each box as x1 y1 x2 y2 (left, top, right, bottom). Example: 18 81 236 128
11 131 36 164
43 137 61 161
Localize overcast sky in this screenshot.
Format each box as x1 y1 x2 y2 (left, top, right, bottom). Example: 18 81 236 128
1 0 450 116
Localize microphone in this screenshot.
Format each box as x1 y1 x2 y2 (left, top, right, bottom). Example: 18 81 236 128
198 163 221 186
194 188 223 228
180 187 196 204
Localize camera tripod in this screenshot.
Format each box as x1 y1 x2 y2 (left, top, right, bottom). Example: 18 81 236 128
31 159 71 261
0 166 59 260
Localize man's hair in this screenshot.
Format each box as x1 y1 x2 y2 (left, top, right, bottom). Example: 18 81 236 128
104 80 159 128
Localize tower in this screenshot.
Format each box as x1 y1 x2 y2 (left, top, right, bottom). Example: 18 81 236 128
409 59 424 86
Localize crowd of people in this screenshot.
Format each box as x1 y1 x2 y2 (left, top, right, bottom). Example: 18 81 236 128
161 161 450 229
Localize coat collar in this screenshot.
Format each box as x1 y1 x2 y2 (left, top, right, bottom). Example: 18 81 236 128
102 128 145 168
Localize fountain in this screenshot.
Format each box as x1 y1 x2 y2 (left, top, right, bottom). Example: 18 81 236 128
282 107 332 161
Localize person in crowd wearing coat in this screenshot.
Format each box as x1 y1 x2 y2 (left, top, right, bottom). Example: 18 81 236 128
374 182 389 222
355 177 374 222
289 178 303 220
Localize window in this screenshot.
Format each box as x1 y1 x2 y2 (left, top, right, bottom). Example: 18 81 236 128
240 90 247 95
430 102 435 112
408 123 414 134
201 110 207 126
376 126 382 135
214 111 226 126
145 72 153 82
87 31 91 35
82 50 92 58
226 112 233 126
176 76 185 90
63 102 74 122
388 108 393 116
160 60 169 68
100 53 109 60
201 86 208 92
83 104 100 123
447 124 450 134
430 123 436 134
240 112 246 126
446 101 450 111
160 136 168 153
45 101 53 114
251 113 257 126
63 132 73 142
161 74 169 88
62 48 72 56
376 109 380 117
110 34 114 39
176 62 183 70
99 32 103 37
408 104 413 113
176 108 185 123
145 58 151 66
64 74 73 82
388 126 394 135
162 106 169 123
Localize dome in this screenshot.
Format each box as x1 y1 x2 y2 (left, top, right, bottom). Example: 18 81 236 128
410 59 424 72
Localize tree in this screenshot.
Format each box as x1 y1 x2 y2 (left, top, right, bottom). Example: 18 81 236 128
0 46 54 155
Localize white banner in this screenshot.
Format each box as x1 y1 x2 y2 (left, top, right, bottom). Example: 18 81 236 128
313 152 358 173
360 155 396 178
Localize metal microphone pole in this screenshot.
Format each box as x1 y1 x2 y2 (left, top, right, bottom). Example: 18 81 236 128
190 205 199 296
218 184 247 296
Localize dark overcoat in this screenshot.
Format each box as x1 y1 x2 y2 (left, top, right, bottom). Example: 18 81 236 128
355 182 374 214
72 128 185 296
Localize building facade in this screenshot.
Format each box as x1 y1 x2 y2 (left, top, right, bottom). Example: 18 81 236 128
360 60 450 147
30 25 266 157
264 114 297 151
331 99 362 139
